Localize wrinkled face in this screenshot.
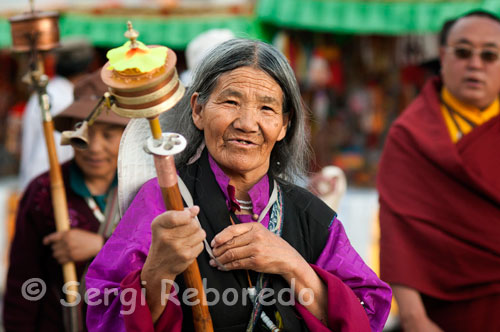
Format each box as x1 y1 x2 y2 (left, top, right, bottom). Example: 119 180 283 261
441 16 500 108
192 66 288 179
73 122 124 180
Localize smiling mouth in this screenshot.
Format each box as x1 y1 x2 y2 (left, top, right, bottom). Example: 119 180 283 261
229 138 255 146
85 158 105 164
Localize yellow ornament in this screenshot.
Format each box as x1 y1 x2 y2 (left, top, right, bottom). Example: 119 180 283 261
106 40 168 74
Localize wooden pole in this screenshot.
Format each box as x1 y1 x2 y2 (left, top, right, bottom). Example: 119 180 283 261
36 73 80 332
150 117 214 332
10 10 80 329
41 120 79 304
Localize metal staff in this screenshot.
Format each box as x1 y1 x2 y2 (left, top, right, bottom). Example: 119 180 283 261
101 22 214 332
9 2 80 331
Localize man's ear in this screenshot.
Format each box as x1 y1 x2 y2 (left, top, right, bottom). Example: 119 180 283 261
439 46 446 64
277 113 289 141
191 92 204 130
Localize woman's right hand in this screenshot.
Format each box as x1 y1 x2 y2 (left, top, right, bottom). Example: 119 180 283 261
140 206 205 322
142 206 206 281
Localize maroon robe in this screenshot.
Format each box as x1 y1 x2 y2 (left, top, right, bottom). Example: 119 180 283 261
4 161 100 332
377 78 500 331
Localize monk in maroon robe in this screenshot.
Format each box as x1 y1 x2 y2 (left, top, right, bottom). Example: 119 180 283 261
378 11 500 332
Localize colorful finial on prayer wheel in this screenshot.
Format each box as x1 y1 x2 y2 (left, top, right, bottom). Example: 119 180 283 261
101 21 184 119
124 21 140 49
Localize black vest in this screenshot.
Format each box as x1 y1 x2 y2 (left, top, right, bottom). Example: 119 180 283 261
176 150 335 331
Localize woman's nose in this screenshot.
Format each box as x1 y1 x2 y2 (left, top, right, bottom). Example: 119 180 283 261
233 107 259 132
86 132 105 152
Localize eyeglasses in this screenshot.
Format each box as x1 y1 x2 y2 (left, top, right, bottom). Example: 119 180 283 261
447 46 499 63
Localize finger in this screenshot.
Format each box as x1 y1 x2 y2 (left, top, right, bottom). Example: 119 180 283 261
51 236 69 250
52 247 70 263
51 241 66 253
43 231 63 245
178 242 205 271
181 228 206 248
64 229 86 242
193 241 204 257
188 241 205 260
52 249 69 264
154 207 199 230
211 227 254 257
168 219 204 240
56 256 70 264
211 223 256 248
217 255 260 272
212 243 256 267
163 227 206 257
188 205 200 217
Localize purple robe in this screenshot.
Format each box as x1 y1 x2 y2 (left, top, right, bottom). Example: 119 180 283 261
86 155 391 332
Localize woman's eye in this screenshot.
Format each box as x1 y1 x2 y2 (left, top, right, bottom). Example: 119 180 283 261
225 100 238 105
262 106 275 112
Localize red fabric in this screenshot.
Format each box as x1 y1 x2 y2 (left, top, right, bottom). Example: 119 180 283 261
422 293 500 332
377 77 500 301
121 269 182 332
121 265 371 332
456 113 500 194
295 265 371 332
9 102 26 117
3 161 100 332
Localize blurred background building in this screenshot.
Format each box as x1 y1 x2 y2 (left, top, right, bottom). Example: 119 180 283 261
0 0 499 331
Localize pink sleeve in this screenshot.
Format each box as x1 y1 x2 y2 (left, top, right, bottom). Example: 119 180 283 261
295 264 371 332
120 269 183 332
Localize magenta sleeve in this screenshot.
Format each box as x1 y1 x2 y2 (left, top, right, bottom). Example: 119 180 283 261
314 218 392 332
295 264 372 332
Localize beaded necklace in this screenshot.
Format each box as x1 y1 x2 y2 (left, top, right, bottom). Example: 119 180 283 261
236 198 253 210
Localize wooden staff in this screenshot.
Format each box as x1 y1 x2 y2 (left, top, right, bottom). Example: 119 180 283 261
102 22 214 331
9 6 80 331
149 118 214 332
33 67 81 332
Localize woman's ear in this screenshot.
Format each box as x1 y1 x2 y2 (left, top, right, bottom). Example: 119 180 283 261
277 113 289 141
191 92 204 130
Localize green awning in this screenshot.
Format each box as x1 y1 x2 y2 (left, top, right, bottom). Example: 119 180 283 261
2 1 500 49
256 0 500 34
0 12 269 49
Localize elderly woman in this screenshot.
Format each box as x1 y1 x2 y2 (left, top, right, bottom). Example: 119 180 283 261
86 39 391 332
4 70 128 332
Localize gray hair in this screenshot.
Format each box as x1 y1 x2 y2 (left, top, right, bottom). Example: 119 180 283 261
161 38 311 182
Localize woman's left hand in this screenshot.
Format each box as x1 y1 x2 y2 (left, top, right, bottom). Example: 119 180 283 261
210 222 306 279
211 222 329 324
43 229 104 264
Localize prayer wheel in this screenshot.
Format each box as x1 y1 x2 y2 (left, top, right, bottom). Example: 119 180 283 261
100 22 214 332
9 10 60 52
101 47 185 119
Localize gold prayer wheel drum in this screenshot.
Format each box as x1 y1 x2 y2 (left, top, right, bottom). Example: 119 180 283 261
9 11 60 52
101 48 185 119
